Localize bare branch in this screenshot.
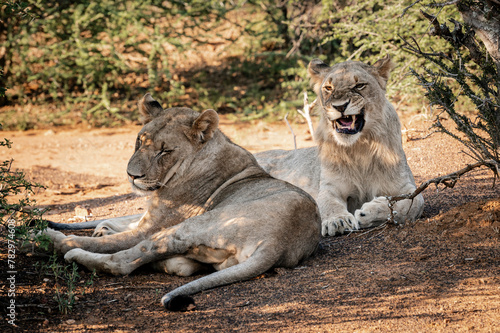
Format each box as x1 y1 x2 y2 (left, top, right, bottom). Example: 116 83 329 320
284 113 297 150
401 0 425 18
403 129 439 141
297 91 316 137
389 160 498 203
428 0 460 7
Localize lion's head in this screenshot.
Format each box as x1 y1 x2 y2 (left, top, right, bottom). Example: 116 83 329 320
127 93 219 195
308 56 395 146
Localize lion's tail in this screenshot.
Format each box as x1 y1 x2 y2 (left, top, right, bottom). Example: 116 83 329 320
161 248 277 311
48 214 143 230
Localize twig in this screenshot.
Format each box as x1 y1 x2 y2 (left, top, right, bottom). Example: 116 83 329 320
284 113 297 150
387 160 498 221
401 0 424 18
428 0 460 7
297 91 316 137
404 129 439 141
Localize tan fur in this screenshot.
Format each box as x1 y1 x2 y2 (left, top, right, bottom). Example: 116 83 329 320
256 57 424 236
41 94 321 309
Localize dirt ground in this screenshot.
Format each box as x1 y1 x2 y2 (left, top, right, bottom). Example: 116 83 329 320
1 115 499 332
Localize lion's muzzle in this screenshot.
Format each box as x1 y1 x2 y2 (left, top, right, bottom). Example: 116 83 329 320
332 108 365 135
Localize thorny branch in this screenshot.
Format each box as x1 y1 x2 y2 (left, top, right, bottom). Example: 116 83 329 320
386 160 499 223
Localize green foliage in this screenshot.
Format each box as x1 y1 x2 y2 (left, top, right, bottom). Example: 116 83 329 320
36 256 97 314
2 0 461 128
2 0 244 127
238 0 455 116
275 0 456 106
403 1 500 166
0 137 49 248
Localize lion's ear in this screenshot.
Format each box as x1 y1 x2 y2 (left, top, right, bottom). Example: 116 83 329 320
372 55 395 90
138 93 163 124
190 109 219 143
308 59 330 93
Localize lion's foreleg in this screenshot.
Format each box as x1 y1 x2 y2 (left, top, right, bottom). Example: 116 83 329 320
355 194 424 228
64 239 160 275
64 227 197 276
44 228 146 255
317 193 358 236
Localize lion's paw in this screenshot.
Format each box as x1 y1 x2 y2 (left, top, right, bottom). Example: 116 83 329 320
322 213 359 236
92 225 113 237
355 197 391 228
64 248 87 263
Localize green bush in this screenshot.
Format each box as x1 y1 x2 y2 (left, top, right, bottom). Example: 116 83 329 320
402 0 500 167
0 137 49 248
1 0 242 127
1 0 457 128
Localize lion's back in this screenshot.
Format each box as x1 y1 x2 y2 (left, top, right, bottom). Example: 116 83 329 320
254 147 321 199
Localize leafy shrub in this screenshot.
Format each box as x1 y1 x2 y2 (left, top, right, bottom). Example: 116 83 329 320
402 0 500 168
1 0 458 128
1 0 243 127
0 137 49 248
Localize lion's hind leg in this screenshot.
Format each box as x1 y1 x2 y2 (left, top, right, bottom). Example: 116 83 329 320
152 257 206 277
92 215 143 237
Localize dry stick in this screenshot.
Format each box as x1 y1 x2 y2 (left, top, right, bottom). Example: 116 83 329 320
297 92 317 137
284 113 297 150
285 92 317 150
386 159 498 222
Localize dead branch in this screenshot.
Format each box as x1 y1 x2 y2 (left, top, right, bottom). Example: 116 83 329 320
284 113 297 150
419 10 485 67
385 159 498 224
390 160 498 203
297 91 316 137
404 129 440 141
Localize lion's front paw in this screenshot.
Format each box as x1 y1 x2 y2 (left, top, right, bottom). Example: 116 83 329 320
64 248 87 263
355 197 391 228
322 213 359 236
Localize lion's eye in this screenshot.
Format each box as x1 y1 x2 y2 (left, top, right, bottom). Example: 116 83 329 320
324 85 334 92
156 146 174 158
354 83 366 91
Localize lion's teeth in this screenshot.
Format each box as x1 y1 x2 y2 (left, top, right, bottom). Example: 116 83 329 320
350 115 356 129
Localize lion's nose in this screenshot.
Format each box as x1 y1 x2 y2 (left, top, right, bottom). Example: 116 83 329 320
127 172 145 180
333 101 350 113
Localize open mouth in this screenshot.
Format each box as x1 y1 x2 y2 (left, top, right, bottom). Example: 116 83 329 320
333 110 365 135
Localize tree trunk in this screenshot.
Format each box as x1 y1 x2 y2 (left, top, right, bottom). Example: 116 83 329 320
458 2 500 69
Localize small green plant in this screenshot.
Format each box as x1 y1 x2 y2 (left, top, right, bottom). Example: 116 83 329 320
0 137 49 249
53 261 79 315
1 133 99 314
37 255 97 314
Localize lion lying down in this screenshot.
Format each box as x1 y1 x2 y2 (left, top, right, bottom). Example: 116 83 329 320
51 56 424 238
42 94 321 311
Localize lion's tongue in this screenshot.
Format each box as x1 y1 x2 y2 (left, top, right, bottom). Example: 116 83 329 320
338 115 357 129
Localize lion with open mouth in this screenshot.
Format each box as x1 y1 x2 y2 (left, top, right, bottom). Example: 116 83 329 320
256 56 424 236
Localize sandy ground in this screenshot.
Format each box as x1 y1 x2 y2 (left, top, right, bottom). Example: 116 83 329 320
1 115 499 332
